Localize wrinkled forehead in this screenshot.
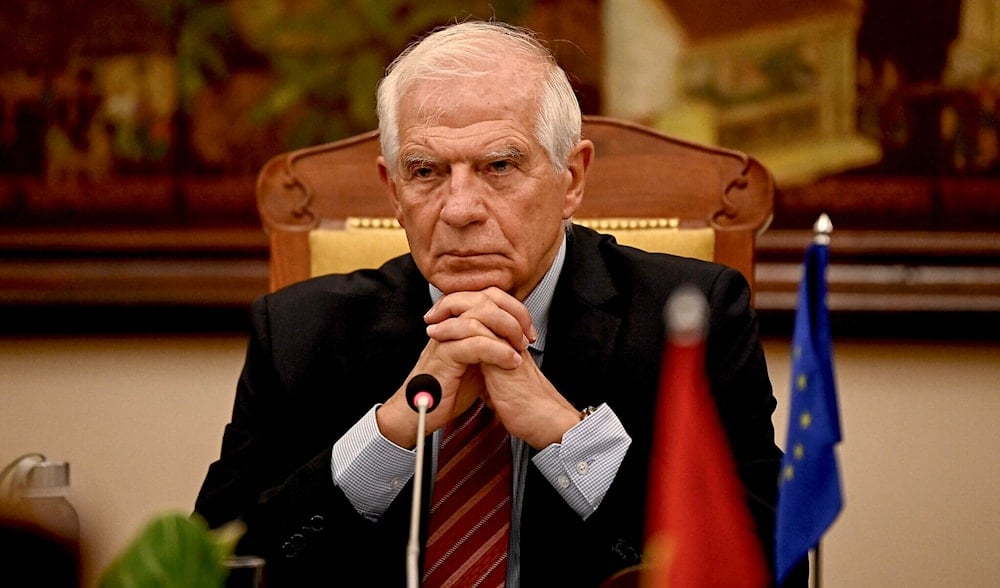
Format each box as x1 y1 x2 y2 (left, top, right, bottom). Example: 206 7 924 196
398 62 540 129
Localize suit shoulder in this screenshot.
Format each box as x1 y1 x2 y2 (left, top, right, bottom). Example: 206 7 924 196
586 226 735 287
255 256 423 318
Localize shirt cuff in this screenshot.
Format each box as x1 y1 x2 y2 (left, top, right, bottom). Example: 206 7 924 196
331 404 416 521
532 403 632 520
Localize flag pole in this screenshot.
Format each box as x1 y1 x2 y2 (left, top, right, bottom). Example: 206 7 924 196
813 545 822 588
811 213 832 588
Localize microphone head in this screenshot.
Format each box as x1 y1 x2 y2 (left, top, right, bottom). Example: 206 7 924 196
405 374 442 413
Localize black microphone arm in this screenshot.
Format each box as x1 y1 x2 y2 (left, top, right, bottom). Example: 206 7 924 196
405 373 441 588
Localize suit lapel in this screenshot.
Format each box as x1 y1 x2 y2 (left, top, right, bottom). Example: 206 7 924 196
355 257 434 395
541 226 623 412
522 226 641 585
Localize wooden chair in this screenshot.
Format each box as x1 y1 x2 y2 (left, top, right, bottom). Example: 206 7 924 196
256 115 773 294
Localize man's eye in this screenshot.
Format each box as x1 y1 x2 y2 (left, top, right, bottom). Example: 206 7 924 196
409 166 434 179
487 160 512 174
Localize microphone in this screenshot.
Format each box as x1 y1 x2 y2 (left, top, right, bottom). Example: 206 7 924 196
405 373 441 588
406 373 441 414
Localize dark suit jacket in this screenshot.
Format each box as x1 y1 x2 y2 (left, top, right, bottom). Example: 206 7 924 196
195 225 807 587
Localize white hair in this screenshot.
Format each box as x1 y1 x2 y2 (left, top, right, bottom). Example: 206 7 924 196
376 21 581 176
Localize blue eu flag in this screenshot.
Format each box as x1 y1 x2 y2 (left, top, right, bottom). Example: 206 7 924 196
775 239 843 585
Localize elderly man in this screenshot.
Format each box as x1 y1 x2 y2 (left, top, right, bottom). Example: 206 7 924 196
196 20 806 587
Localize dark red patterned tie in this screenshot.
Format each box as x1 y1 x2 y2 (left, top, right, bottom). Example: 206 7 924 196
422 398 512 587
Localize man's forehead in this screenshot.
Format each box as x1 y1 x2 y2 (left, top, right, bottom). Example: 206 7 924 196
393 67 542 163
400 63 537 118
398 121 536 158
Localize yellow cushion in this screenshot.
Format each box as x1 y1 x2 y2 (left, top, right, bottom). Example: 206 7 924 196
309 217 715 277
309 222 410 277
580 218 715 262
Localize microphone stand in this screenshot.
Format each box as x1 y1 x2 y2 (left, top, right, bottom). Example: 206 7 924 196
407 393 432 588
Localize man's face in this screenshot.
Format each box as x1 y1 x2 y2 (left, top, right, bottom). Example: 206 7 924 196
378 63 589 300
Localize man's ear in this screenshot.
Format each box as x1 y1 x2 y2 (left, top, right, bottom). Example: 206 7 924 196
377 156 405 227
562 139 594 219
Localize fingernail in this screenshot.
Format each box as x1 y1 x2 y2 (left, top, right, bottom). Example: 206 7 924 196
529 325 538 342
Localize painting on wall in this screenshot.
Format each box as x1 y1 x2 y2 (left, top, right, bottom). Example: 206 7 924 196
602 0 1000 190
0 0 533 228
2 0 995 233
600 0 999 231
854 0 1000 176
603 0 883 187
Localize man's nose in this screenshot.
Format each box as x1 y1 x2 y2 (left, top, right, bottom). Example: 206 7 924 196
440 166 487 226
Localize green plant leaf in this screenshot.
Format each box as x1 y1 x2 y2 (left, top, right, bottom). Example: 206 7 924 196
98 512 245 588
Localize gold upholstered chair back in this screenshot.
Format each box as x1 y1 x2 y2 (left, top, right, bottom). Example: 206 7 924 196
256 115 774 295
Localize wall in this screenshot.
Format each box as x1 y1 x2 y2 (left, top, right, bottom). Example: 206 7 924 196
0 335 243 586
2 333 998 587
767 337 1000 587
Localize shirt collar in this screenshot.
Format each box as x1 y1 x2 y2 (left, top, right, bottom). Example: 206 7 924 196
428 230 566 355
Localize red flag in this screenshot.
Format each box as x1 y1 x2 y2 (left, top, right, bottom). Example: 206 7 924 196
642 288 769 588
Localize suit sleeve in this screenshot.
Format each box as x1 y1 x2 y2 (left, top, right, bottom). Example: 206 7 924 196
193 294 410 584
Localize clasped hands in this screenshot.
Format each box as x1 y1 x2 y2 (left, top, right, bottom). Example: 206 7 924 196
376 287 580 450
